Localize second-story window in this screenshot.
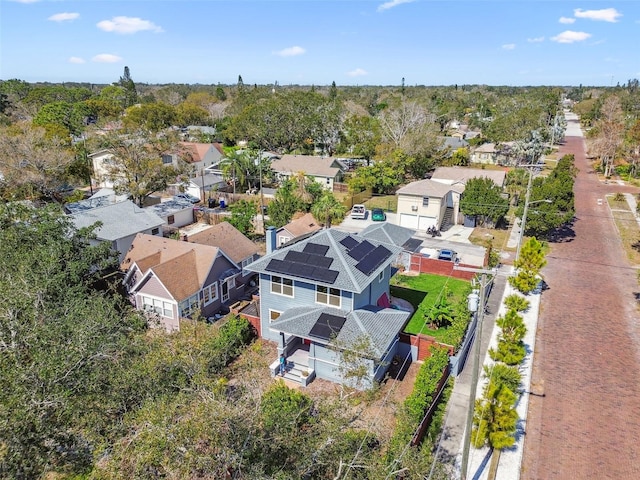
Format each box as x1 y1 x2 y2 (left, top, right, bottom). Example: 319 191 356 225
271 276 293 297
316 285 340 307
422 197 429 207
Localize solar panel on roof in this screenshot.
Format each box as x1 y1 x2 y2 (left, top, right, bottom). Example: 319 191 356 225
266 259 297 275
266 258 339 284
284 250 333 268
304 243 329 255
309 313 347 341
314 268 339 284
347 240 375 261
355 245 393 276
340 236 359 250
402 238 423 253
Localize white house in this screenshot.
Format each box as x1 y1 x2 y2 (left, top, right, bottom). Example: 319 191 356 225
146 198 195 233
396 179 464 232
270 155 344 191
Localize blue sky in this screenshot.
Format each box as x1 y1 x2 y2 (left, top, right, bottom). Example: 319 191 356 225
1 0 639 86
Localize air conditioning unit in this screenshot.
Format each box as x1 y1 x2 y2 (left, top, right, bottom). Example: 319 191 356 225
411 205 418 211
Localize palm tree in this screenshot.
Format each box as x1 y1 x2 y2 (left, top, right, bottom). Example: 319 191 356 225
310 191 346 228
290 171 314 204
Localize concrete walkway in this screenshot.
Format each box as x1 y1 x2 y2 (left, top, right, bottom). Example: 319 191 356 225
434 265 542 480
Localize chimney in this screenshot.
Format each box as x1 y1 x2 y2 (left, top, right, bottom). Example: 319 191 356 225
266 226 277 254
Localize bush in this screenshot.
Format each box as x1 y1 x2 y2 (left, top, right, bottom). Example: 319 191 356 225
489 339 526 366
207 315 255 374
504 294 530 313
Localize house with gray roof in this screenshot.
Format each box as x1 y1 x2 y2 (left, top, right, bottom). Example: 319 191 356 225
245 227 411 388
70 200 164 263
270 154 345 191
431 166 506 188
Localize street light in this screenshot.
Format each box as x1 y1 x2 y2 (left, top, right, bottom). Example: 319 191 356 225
255 152 265 233
455 266 495 480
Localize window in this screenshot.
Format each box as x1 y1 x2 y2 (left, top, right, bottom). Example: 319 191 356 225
142 296 173 318
221 276 236 302
162 154 173 165
167 215 175 225
271 276 293 297
151 227 160 235
279 235 290 246
180 293 199 317
379 270 385 282
316 285 341 307
241 256 253 276
422 197 429 207
269 310 281 323
202 282 218 305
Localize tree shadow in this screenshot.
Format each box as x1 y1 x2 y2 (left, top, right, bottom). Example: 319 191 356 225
548 219 576 243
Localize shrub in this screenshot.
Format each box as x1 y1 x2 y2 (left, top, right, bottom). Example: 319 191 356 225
504 294 530 313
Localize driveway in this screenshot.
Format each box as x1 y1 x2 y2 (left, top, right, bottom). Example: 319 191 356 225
521 114 640 479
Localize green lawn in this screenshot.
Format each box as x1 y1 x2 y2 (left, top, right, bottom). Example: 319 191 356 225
391 273 471 338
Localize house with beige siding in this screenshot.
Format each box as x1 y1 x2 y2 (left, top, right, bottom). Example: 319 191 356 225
396 180 464 232
270 155 345 191
276 212 322 247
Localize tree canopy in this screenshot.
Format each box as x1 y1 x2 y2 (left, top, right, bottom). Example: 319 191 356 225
459 177 509 227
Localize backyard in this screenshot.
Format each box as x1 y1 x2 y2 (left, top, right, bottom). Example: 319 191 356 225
391 273 471 345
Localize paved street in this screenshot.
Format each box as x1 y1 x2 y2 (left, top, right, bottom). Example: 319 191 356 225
521 113 640 479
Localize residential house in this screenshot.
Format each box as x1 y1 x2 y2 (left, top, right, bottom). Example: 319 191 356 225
245 227 411 388
431 166 506 188
121 234 244 331
470 142 515 165
396 179 464 232
270 154 345 191
146 198 195 233
185 221 261 284
69 199 164 263
182 172 226 201
276 212 322 247
89 149 116 189
359 222 421 271
164 142 224 173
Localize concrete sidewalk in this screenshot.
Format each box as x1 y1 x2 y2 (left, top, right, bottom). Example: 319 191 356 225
435 265 542 480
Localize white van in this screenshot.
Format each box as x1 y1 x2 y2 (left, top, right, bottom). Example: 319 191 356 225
351 204 366 220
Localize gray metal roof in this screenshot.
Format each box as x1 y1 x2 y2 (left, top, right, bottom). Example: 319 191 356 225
359 222 416 248
270 305 409 357
246 228 402 294
71 200 164 241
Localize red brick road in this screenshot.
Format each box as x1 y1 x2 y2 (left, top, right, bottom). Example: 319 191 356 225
521 124 640 479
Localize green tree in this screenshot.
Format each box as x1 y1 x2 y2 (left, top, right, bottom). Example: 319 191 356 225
267 179 306 227
175 102 210 126
510 237 546 294
122 102 177 132
347 158 403 194
0 203 146 478
459 177 509 227
33 100 91 136
337 114 381 163
310 190 347 228
117 65 138 108
503 294 530 313
229 199 257 236
472 381 519 450
95 128 186 206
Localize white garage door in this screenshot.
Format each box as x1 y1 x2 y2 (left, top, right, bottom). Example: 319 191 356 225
400 213 419 229
418 216 437 232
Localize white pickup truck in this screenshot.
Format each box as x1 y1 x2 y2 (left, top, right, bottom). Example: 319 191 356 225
351 204 366 220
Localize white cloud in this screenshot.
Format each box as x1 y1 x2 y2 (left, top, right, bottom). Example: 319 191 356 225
92 54 122 63
273 46 305 57
559 17 575 24
502 43 516 50
574 8 622 23
48 12 80 22
377 0 415 13
551 30 592 43
97 16 163 34
527 37 545 43
68 57 85 64
347 68 368 77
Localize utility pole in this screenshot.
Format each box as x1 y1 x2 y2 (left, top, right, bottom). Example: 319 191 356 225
456 267 494 480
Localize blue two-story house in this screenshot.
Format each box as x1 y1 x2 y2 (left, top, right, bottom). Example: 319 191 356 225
246 227 412 388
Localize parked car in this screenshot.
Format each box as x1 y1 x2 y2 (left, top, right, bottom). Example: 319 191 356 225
371 208 386 222
438 249 457 262
351 204 366 220
174 193 201 204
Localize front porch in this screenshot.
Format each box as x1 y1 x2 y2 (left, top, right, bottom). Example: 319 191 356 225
269 342 316 387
